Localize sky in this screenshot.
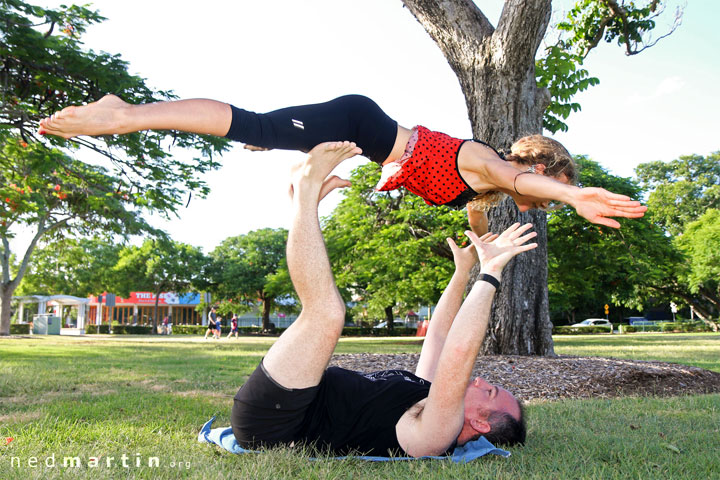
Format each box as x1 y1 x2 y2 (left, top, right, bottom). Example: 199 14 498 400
27 0 720 253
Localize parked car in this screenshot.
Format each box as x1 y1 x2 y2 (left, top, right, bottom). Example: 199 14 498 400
374 320 408 329
571 318 612 328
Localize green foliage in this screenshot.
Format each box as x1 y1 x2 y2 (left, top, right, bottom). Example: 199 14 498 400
9 323 30 334
207 228 292 330
323 164 467 320
170 324 209 335
110 238 206 332
636 152 720 236
113 238 207 298
675 209 720 295
537 0 680 133
548 156 681 317
557 0 676 58
0 0 229 213
0 0 230 335
0 139 154 240
340 326 417 337
536 45 599 133
85 324 153 334
16 236 123 297
552 325 612 334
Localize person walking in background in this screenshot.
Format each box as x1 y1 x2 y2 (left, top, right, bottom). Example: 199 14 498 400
227 314 239 339
205 306 218 340
214 316 223 339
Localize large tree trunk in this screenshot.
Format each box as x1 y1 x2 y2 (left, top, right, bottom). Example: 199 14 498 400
152 290 161 335
0 284 15 336
261 297 272 332
402 0 555 355
384 305 395 333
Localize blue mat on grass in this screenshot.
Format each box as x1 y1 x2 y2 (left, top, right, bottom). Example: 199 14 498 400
199 417 510 463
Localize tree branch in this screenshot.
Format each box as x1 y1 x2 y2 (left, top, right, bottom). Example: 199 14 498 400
494 0 552 70
401 0 494 73
11 215 50 290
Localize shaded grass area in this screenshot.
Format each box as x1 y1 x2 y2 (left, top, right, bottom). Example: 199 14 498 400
1 334 719 479
553 333 720 372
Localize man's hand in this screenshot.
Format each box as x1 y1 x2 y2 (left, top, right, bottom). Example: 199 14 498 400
465 223 538 279
570 187 647 228
445 233 496 275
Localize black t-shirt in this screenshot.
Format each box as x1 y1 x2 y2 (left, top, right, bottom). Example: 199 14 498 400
297 367 433 456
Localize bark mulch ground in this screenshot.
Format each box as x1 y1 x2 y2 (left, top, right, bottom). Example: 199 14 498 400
329 353 720 402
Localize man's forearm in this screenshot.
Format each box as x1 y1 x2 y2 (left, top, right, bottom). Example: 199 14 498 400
415 269 470 380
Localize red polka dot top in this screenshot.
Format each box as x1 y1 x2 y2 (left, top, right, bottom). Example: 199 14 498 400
376 126 478 207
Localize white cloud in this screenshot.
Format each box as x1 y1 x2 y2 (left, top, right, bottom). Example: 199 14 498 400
655 76 685 96
627 76 685 104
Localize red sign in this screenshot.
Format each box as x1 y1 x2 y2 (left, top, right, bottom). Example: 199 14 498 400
89 292 181 305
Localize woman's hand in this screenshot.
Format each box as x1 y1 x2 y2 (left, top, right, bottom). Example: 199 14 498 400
570 187 647 228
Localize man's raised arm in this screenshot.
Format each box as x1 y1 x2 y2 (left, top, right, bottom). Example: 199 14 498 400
415 234 496 382
397 223 537 457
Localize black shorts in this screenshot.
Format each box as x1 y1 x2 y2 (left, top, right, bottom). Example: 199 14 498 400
224 95 398 165
231 361 320 449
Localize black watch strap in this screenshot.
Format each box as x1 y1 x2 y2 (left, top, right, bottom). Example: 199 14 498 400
478 273 500 290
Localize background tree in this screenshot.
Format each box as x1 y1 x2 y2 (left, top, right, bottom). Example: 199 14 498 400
547 156 680 323
112 238 207 333
400 0 680 354
630 153 720 323
674 209 720 322
0 141 153 333
635 152 720 236
206 228 291 331
324 164 467 329
16 236 122 297
0 1 230 334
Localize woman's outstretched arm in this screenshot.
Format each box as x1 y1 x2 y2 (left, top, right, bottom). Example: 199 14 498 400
480 157 647 228
38 94 232 139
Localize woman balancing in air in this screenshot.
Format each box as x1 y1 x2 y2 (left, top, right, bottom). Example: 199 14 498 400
38 94 646 234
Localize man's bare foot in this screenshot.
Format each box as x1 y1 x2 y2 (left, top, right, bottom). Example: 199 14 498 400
288 174 352 202
292 141 362 184
243 144 271 152
38 94 131 139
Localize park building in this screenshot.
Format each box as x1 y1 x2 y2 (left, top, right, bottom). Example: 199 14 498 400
15 292 427 332
87 292 206 327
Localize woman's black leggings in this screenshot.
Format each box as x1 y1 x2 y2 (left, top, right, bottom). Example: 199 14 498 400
224 95 398 165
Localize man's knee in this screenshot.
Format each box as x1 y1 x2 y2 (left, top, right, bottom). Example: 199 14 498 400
302 300 345 331
325 300 346 326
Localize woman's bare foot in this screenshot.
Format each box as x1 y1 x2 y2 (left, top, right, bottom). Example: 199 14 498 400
38 94 131 139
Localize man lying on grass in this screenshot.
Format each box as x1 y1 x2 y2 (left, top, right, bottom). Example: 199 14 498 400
231 141 534 456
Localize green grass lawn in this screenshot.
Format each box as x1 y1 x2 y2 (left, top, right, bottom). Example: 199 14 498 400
1 333 719 479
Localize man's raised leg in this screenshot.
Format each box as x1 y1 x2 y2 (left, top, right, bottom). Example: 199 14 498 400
261 141 360 389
